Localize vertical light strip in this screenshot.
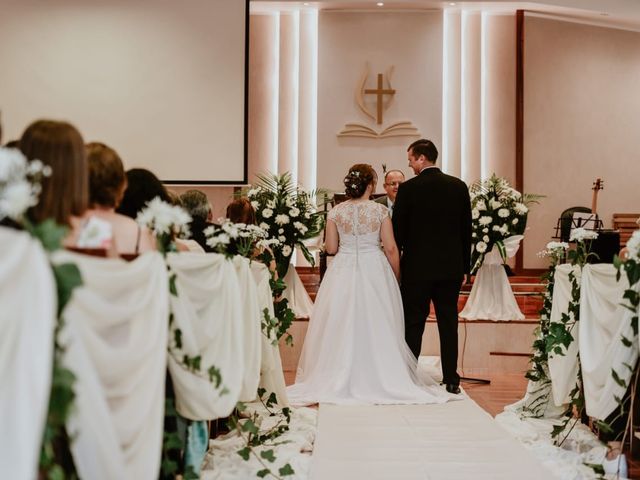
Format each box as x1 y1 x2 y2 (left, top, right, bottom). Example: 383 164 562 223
270 13 280 174
442 10 461 177
291 11 300 186
480 11 489 180
298 9 318 192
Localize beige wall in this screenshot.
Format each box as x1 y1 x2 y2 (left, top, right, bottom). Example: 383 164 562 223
317 11 443 192
523 16 640 268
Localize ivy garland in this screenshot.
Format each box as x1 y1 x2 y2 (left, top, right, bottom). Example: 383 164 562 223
522 243 567 417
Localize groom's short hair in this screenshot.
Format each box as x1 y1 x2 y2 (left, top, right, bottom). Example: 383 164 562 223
408 139 438 164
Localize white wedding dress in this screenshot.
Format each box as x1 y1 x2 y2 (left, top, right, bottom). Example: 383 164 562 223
287 200 455 405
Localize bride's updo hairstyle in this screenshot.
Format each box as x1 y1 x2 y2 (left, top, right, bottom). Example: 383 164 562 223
343 163 376 199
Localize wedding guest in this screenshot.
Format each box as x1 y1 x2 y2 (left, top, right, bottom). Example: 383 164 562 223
116 168 171 219
375 169 405 217
226 197 256 224
85 142 155 255
180 189 215 252
20 119 97 247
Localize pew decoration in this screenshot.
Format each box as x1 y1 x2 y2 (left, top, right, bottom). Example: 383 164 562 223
136 196 192 253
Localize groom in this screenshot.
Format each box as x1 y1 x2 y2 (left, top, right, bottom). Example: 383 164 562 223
392 139 471 394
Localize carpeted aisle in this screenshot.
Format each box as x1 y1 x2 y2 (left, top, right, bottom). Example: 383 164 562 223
310 399 556 480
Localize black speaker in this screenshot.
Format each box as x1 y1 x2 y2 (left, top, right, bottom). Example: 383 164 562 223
588 230 620 264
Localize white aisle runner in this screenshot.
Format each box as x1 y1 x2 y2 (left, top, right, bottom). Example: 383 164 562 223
311 399 556 480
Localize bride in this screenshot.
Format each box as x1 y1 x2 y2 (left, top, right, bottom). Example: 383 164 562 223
287 164 455 405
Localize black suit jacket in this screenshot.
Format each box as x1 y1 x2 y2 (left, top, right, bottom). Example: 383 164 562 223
392 167 471 282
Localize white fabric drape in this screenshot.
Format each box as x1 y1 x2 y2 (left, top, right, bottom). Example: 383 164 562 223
0 228 56 480
167 253 246 420
580 264 638 420
461 235 524 321
250 262 289 407
54 251 169 480
233 256 263 401
548 264 582 407
282 263 314 318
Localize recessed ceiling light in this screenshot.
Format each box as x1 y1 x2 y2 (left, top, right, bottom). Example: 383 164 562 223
303 2 309 4
449 2 456 5
377 2 384 6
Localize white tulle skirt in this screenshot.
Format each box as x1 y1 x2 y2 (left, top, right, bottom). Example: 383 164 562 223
287 248 455 406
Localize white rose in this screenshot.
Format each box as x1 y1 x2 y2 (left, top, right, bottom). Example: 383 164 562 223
498 208 510 218
476 241 487 253
479 216 492 226
275 214 290 225
278 228 284 234
289 207 300 217
471 209 480 220
282 245 292 257
262 208 273 218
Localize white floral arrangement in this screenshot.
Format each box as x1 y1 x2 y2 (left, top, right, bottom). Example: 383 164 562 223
204 220 275 258
569 227 599 243
537 241 570 259
246 172 326 277
0 146 51 223
626 229 640 261
469 174 541 273
136 197 191 252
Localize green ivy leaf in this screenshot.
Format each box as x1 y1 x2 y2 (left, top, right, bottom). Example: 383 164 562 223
28 219 68 252
52 263 83 317
169 273 178 296
260 449 276 463
279 463 295 476
242 419 259 435
257 469 271 478
237 447 251 461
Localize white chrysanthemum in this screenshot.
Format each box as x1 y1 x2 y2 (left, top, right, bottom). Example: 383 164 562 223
275 214 290 225
259 222 270 231
221 221 240 239
546 241 569 251
472 232 477 238
294 221 308 235
570 227 598 242
498 208 510 218
136 197 192 236
203 225 217 237
278 228 284 234
207 233 231 248
262 208 273 219
471 209 480 220
257 238 280 249
247 187 260 198
476 241 487 253
482 228 489 233
479 216 492 226
282 245 292 257
483 235 489 243
514 203 528 215
626 230 640 259
278 235 286 242
289 207 300 217
492 225 501 231
251 200 259 209
0 147 27 182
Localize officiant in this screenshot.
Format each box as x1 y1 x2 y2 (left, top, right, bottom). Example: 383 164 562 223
375 169 405 217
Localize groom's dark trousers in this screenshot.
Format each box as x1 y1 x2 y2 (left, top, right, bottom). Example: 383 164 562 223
392 167 472 387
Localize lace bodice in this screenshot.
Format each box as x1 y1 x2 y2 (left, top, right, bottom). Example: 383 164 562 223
327 201 389 252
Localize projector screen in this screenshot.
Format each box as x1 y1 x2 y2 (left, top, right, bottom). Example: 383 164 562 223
0 0 248 184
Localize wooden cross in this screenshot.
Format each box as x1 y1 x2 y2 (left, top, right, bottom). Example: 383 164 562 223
364 73 395 125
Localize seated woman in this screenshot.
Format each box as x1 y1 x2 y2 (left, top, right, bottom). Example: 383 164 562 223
20 119 112 251
117 168 191 252
226 197 256 225
85 142 155 255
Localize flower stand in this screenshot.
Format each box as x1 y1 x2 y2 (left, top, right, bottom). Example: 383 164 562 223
460 235 525 321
